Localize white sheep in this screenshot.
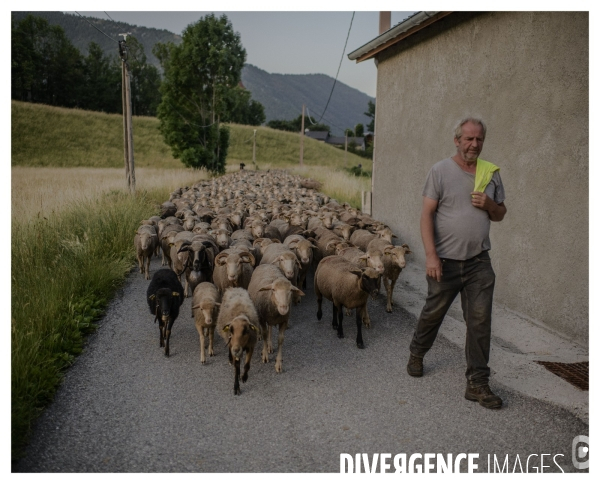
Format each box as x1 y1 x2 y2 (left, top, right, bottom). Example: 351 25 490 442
314 255 381 348
216 288 260 395
134 224 158 280
367 238 412 313
248 265 304 373
191 282 221 364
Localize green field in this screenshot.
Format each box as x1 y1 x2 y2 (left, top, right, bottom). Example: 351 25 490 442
11 100 370 171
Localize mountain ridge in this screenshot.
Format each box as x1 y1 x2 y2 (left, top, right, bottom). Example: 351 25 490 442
12 11 374 135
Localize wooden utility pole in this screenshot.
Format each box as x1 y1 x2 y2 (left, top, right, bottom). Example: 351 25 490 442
345 130 348 164
252 129 257 168
119 35 135 194
300 104 305 166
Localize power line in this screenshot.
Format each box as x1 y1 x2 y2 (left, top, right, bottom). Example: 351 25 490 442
305 107 318 126
104 11 116 22
74 11 118 44
316 11 355 123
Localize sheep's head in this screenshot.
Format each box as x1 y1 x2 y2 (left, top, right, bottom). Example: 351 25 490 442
215 229 231 248
216 251 254 284
333 223 354 241
352 267 381 299
383 244 411 269
359 249 385 274
222 315 258 360
259 278 303 316
276 253 300 281
376 227 397 243
192 299 220 326
149 288 181 321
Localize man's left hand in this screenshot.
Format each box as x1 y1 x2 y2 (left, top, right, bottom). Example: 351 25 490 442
470 191 493 210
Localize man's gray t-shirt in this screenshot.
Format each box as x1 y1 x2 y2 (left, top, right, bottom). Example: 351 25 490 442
422 157 505 260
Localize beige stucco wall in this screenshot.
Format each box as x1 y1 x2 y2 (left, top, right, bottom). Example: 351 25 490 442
372 12 588 344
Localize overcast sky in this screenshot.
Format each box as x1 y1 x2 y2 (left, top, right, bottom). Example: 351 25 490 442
69 10 416 98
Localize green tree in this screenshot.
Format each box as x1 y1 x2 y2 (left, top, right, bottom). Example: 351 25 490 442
354 123 364 137
222 86 265 126
154 14 246 173
11 14 84 107
364 100 375 133
81 41 121 113
345 128 355 137
126 36 162 116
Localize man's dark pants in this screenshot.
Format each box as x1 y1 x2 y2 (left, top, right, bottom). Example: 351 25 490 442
409 250 495 387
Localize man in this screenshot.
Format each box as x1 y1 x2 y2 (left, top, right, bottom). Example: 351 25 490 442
407 117 507 409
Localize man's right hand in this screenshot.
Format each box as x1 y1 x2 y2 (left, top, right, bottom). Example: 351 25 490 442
425 253 442 282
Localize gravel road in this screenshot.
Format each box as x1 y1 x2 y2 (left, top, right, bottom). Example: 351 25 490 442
14 258 588 472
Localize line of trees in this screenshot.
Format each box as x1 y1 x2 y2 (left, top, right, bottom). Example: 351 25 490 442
11 14 161 116
267 115 331 134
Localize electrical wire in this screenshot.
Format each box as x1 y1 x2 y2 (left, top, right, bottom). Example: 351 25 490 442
74 11 118 44
104 11 116 22
316 12 355 122
305 107 318 126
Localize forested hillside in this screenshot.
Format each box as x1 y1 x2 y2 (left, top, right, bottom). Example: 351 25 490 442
11 11 181 69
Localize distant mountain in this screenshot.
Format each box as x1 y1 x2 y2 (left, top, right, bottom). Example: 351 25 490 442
242 64 374 136
11 11 181 70
12 12 374 135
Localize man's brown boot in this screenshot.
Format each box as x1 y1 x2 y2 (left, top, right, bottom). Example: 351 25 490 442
406 354 423 377
465 384 503 409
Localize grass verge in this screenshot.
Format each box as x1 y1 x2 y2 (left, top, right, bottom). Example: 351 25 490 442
11 188 179 458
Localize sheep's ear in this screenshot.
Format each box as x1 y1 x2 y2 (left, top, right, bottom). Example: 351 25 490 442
392 233 398 238
249 324 258 332
359 254 368 260
384 248 394 255
222 324 230 333
271 238 281 243
214 302 221 307
401 244 412 253
259 284 273 292
291 286 305 296
172 292 180 297
149 294 156 301
350 269 363 278
191 304 200 309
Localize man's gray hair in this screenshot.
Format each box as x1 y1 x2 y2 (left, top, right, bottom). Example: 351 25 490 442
454 117 487 140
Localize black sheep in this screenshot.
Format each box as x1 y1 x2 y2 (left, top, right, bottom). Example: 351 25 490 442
147 269 185 357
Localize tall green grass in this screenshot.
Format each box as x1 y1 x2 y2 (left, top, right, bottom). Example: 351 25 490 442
11 188 174 457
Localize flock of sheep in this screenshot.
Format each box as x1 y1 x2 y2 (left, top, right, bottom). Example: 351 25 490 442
135 169 411 395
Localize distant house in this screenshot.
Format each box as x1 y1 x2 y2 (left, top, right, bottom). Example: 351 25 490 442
348 11 588 344
304 130 366 150
304 131 329 142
